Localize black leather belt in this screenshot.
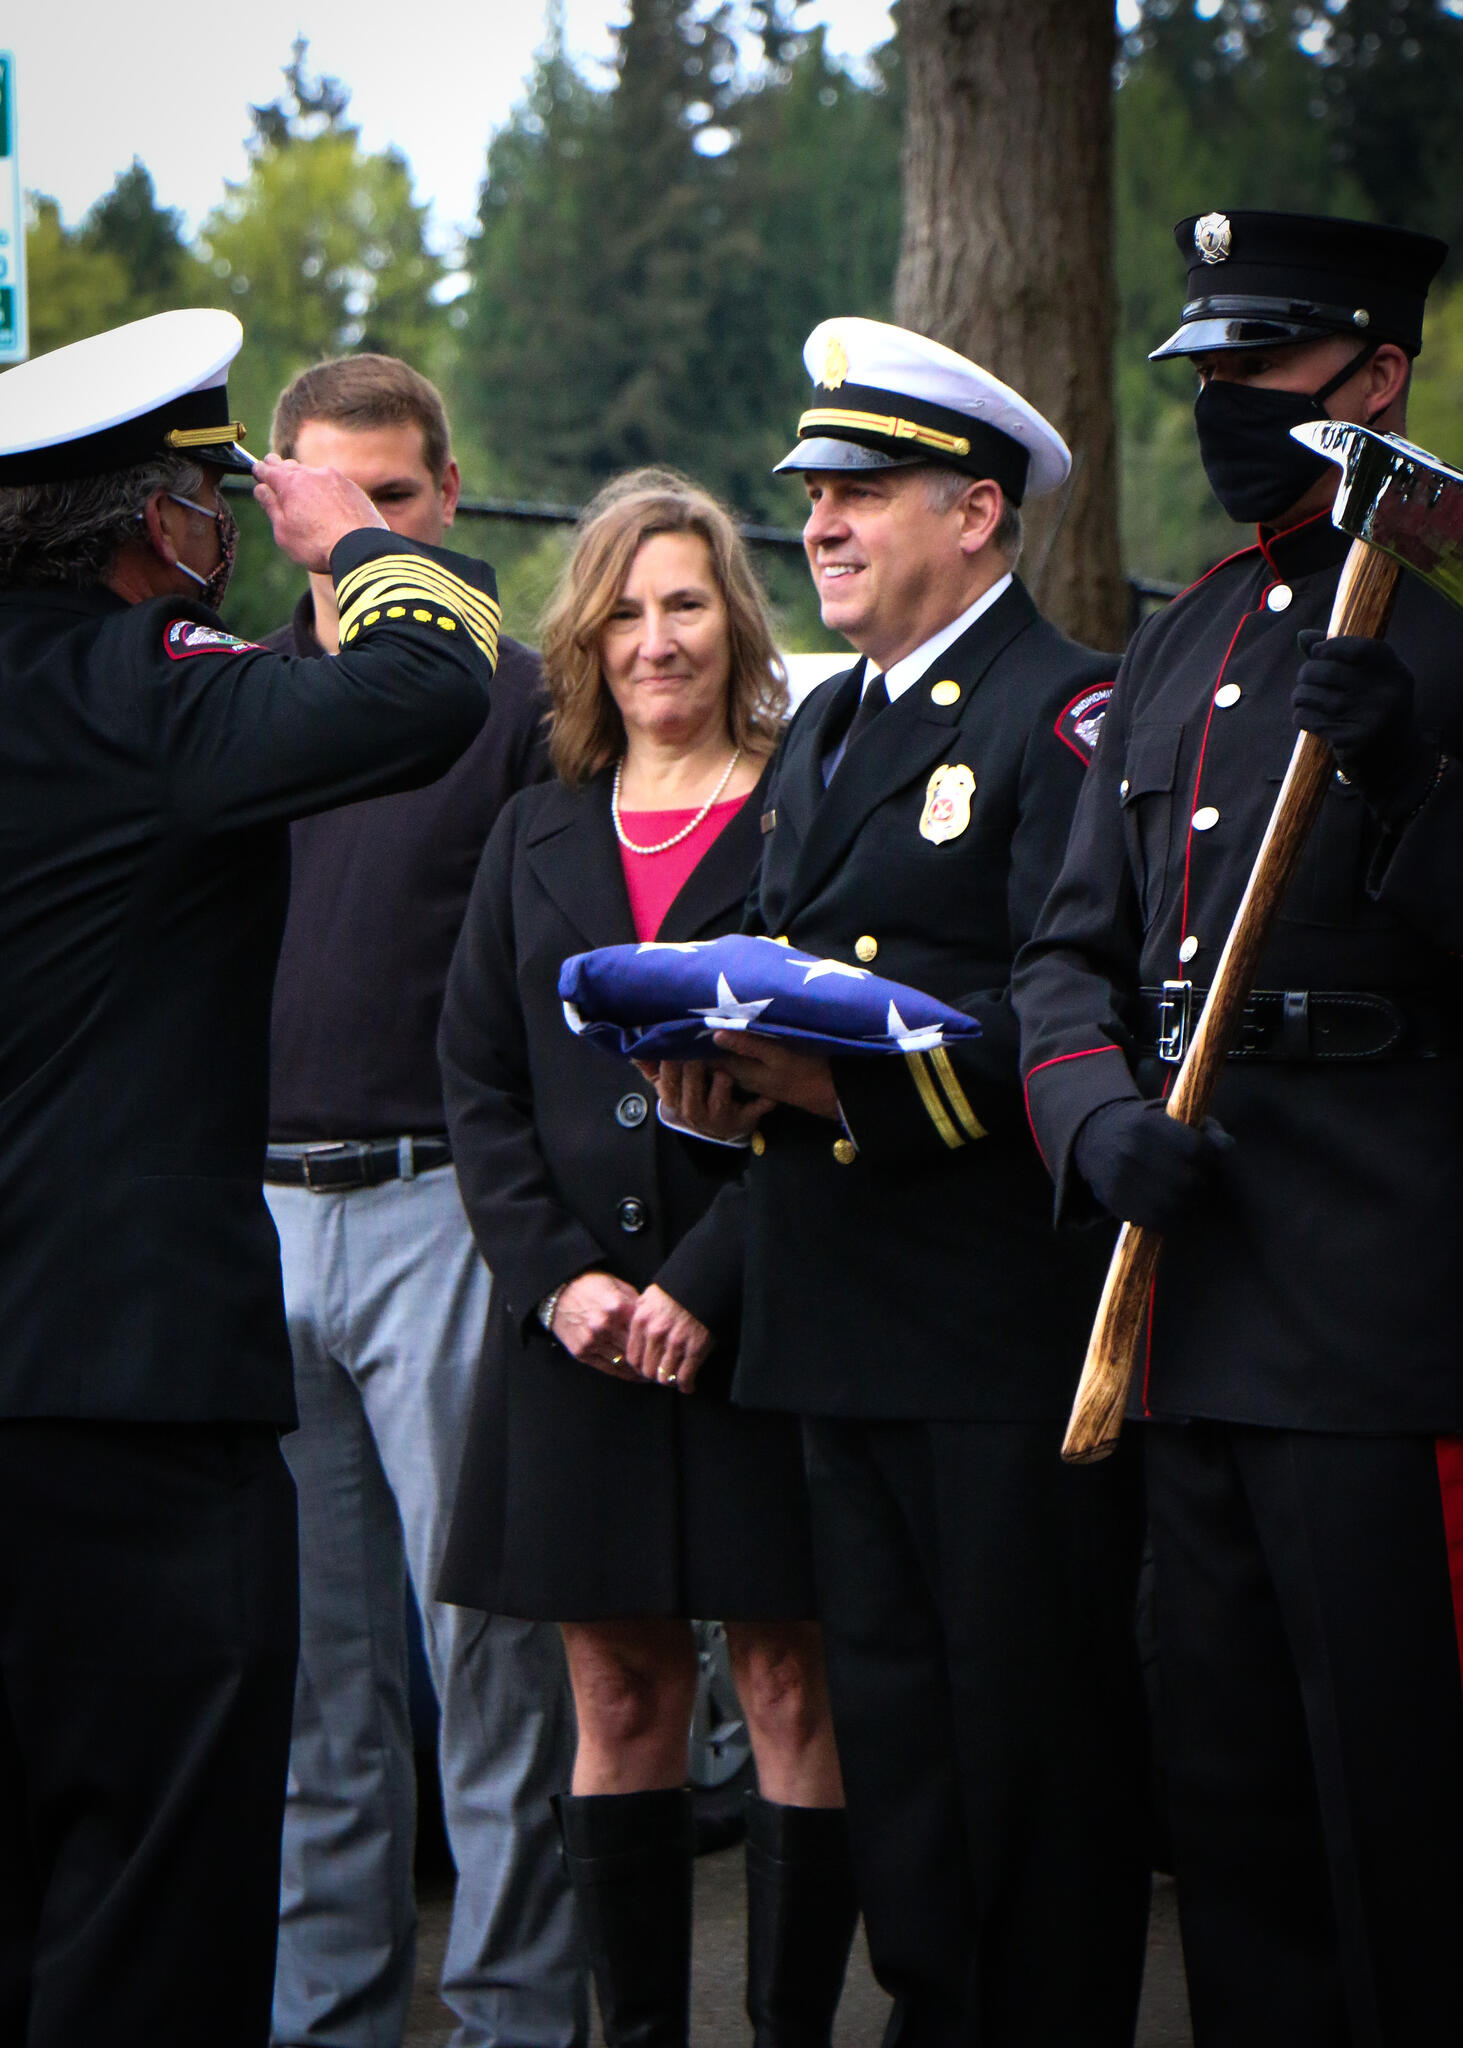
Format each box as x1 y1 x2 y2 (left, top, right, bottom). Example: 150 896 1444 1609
1136 985 1463 1064
264 1136 452 1191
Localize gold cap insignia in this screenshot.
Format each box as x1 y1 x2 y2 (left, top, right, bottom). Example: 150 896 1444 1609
920 763 976 845
821 334 849 390
1194 213 1232 265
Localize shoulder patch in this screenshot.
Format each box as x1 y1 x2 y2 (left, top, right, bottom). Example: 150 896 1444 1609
1054 682 1114 763
164 618 262 660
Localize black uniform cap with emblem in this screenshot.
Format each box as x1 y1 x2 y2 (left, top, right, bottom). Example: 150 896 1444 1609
0 308 254 486
1150 210 1447 362
774 317 1071 506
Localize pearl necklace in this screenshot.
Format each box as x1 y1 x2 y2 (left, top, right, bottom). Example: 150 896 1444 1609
611 747 743 855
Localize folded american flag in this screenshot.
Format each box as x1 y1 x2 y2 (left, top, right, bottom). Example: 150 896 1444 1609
559 934 981 1060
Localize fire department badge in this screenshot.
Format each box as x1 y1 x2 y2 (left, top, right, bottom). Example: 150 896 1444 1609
919 763 976 845
821 333 850 390
164 619 261 659
1054 682 1114 762
1194 212 1232 265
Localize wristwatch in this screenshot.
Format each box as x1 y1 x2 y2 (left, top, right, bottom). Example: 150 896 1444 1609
537 1284 565 1333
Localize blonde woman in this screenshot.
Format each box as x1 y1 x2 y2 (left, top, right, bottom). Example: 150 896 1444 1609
438 471 856 2048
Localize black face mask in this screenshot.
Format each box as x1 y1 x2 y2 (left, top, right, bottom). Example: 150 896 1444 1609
1193 344 1379 525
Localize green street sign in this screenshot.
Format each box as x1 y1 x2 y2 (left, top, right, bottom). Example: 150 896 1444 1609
0 53 25 363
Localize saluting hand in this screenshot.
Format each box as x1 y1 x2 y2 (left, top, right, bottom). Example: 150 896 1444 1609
626 1284 713 1394
252 455 388 574
549 1272 641 1380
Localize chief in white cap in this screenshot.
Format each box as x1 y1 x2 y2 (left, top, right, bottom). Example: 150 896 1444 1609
649 315 1149 2043
0 311 503 2042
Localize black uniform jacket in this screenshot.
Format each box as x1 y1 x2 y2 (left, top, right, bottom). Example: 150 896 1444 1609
439 764 774 1374
726 578 1116 1422
0 531 495 1426
1015 510 1463 1433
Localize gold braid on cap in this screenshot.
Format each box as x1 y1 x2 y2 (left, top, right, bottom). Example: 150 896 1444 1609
799 407 971 458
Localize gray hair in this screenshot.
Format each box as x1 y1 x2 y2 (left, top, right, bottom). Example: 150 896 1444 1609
919 463 1023 567
0 453 208 590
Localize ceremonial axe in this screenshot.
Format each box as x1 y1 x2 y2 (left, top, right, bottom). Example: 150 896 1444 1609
1062 419 1463 1464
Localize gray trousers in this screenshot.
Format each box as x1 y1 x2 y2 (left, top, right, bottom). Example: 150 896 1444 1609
266 1164 586 2048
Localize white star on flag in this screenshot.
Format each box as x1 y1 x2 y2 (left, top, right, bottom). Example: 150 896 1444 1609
887 1000 945 1052
562 1000 587 1035
691 973 776 1030
802 959 869 983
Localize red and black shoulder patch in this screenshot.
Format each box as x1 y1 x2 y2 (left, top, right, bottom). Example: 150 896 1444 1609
1054 682 1114 763
164 619 262 660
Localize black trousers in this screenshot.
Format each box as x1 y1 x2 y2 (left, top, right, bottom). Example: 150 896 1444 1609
0 1420 298 2048
803 1415 1151 2048
1146 1422 1463 2048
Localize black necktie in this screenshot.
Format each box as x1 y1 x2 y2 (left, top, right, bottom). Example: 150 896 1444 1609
842 673 889 752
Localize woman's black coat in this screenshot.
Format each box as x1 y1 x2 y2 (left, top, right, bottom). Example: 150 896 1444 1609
436 762 813 1619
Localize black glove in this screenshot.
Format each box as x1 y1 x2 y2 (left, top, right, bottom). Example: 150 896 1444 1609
1294 630 1439 818
1073 1097 1233 1232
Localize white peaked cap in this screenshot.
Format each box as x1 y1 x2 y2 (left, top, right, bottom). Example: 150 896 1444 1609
775 315 1071 503
0 309 249 483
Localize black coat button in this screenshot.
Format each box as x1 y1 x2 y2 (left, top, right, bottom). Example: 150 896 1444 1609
616 1092 649 1128
616 1196 647 1234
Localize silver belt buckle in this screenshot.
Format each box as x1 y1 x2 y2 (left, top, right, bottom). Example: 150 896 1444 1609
300 1142 352 1192
1156 980 1193 1065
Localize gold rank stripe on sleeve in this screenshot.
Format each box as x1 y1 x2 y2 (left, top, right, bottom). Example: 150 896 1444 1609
334 555 502 664
905 1050 965 1150
797 407 972 459
929 1047 987 1142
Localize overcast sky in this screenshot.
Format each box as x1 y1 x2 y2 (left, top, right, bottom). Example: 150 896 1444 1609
5 2 893 248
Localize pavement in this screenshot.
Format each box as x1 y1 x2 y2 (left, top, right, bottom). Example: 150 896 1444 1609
405 1855 1193 2046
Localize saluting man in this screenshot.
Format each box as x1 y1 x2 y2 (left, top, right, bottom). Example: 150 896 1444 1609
1015 213 1463 2043
0 312 498 2047
652 319 1151 2046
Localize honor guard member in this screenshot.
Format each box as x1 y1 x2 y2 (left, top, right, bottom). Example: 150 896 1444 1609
652 319 1151 2046
0 311 498 2048
260 356 583 2048
1015 214 1463 2045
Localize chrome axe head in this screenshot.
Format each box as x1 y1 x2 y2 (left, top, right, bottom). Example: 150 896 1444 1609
1292 418 1463 613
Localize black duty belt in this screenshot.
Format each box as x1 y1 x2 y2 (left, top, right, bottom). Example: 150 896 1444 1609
1136 984 1463 1065
263 1136 452 1191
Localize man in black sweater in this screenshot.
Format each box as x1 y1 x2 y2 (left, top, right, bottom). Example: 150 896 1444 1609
262 357 583 2048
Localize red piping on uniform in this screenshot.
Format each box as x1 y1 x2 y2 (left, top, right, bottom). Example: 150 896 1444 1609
1434 1438 1463 1694
1021 1043 1124 1161
1172 509 1337 959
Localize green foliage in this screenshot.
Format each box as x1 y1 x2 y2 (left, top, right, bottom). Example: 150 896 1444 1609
25 6 1463 618
451 1 899 540
198 41 447 458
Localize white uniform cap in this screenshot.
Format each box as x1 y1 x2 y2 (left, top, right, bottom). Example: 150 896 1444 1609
0 309 250 485
774 315 1070 503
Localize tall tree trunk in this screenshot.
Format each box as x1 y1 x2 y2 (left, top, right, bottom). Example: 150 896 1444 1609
895 0 1125 650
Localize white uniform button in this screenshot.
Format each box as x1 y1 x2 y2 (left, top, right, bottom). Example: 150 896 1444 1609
1119 778 1130 798
1215 682 1242 708
1266 584 1293 612
1192 806 1220 831
1179 935 1199 964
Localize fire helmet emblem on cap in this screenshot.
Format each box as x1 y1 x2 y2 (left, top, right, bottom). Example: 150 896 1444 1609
820 334 849 390
1194 213 1233 265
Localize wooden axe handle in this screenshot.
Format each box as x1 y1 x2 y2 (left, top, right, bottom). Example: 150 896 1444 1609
1061 538 1402 1463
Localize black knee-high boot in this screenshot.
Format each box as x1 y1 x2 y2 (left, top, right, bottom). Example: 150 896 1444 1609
745 1794 861 2048
553 1787 695 2048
